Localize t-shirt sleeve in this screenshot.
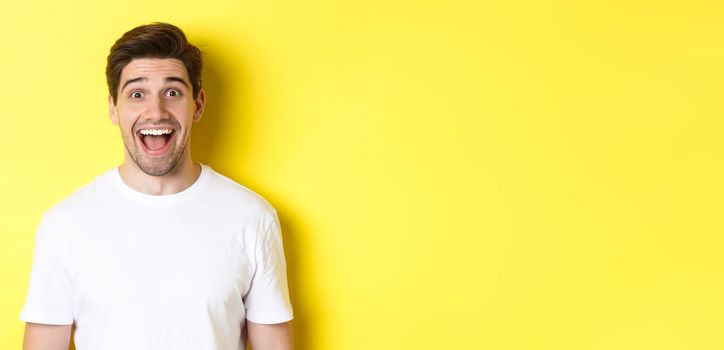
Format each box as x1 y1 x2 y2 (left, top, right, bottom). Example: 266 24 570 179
243 209 294 324
19 213 74 325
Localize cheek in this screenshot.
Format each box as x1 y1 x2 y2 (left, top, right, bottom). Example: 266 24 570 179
116 112 138 136
170 101 192 114
168 105 194 125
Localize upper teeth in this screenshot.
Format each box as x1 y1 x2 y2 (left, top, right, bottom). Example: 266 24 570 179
140 129 173 136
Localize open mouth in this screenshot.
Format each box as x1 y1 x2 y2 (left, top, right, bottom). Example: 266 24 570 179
136 128 176 156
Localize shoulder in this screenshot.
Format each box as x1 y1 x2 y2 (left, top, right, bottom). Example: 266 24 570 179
203 165 278 223
41 170 109 227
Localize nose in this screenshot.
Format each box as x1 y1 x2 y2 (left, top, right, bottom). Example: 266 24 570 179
146 94 169 120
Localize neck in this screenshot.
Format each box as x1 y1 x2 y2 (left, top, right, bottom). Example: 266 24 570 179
117 153 202 196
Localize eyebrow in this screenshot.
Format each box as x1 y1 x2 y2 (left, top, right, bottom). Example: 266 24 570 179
120 76 190 92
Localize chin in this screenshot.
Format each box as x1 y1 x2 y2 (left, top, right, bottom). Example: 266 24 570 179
131 152 181 177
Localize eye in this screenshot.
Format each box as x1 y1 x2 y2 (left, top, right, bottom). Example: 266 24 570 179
130 91 143 99
166 89 181 97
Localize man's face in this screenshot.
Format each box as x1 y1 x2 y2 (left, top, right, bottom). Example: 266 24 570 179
109 58 205 176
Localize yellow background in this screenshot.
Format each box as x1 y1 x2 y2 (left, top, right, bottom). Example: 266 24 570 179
1 0 723 349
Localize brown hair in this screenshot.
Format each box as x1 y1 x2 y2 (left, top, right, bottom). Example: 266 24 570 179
106 22 203 104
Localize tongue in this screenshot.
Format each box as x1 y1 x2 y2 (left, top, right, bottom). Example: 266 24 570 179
142 135 169 151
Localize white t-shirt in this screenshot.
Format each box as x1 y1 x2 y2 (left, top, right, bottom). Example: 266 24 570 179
20 163 293 349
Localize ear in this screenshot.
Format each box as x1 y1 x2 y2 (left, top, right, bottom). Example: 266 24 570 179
108 95 119 125
193 88 206 123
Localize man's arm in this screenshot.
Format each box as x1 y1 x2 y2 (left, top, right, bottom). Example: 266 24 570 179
23 322 71 350
247 320 293 350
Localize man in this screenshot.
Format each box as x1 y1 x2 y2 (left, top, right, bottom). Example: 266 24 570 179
20 22 294 350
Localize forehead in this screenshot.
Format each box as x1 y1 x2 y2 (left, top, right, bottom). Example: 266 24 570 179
120 58 189 83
